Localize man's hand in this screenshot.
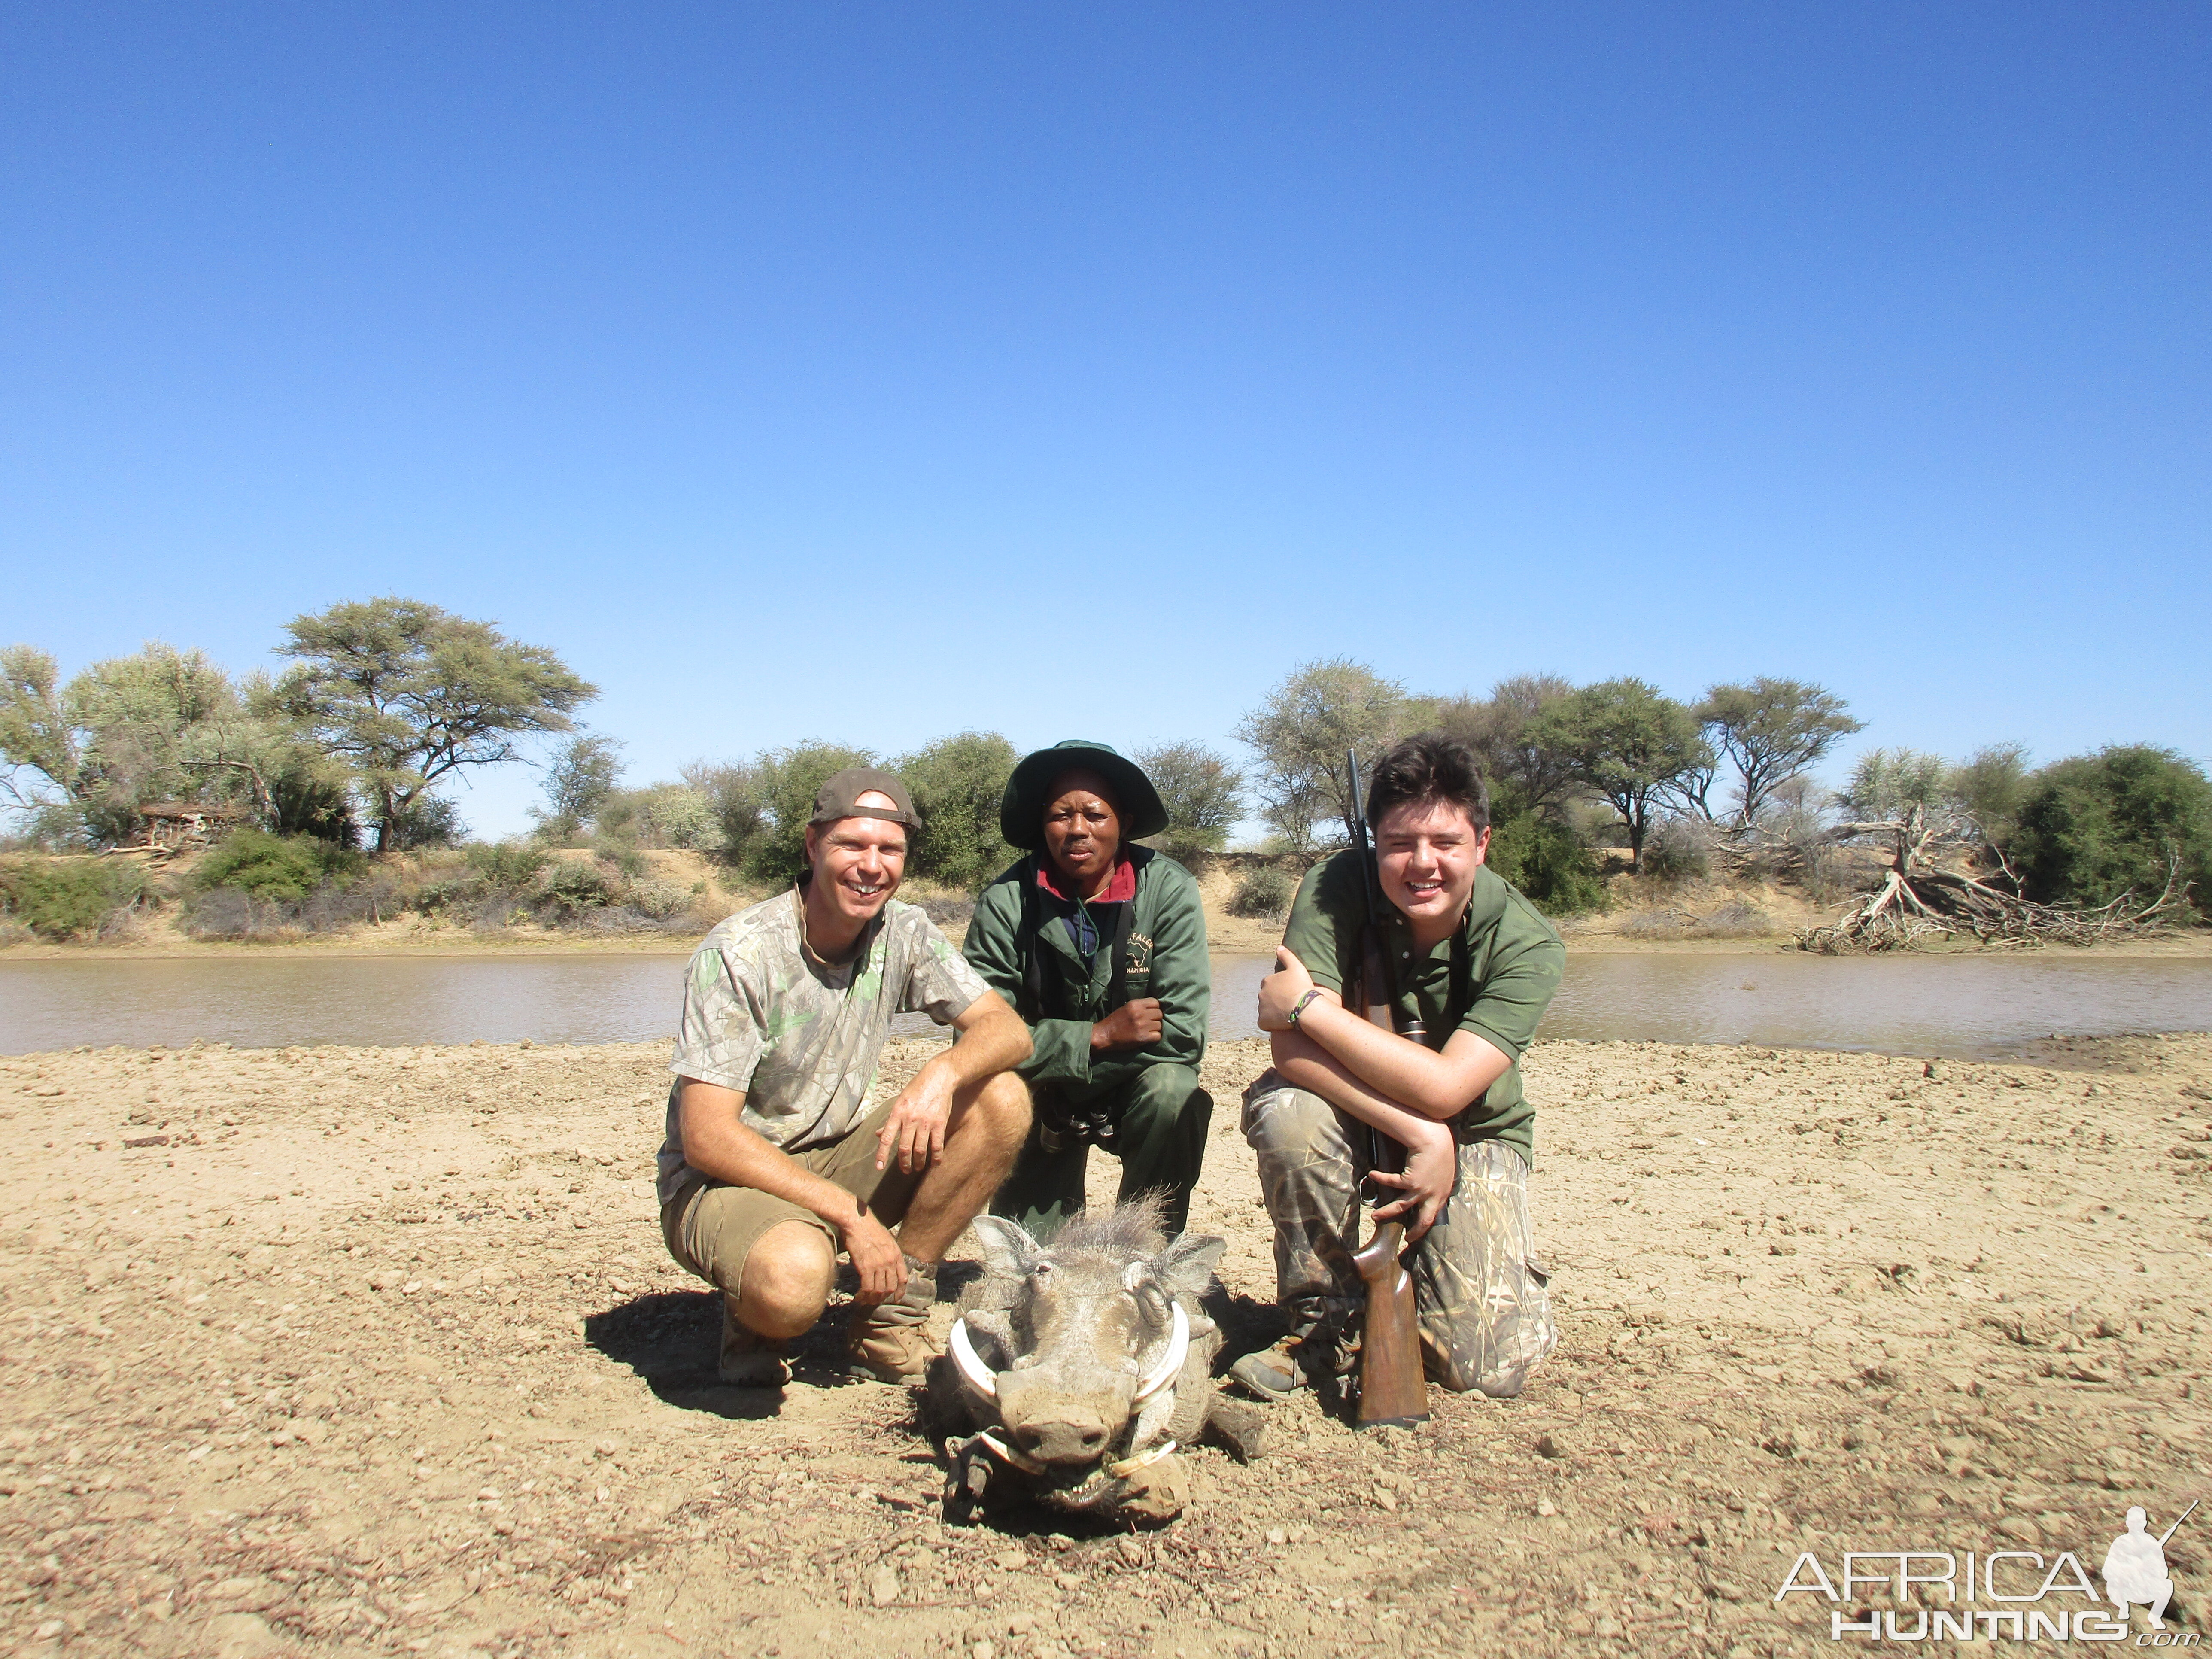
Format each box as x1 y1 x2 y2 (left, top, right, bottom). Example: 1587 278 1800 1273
1367 1120 1456 1242
875 1067 957 1174
1255 946 1319 1032
1089 997 1164 1051
840 1205 908 1306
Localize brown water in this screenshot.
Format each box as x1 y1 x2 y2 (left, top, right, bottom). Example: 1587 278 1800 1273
3 951 2206 1060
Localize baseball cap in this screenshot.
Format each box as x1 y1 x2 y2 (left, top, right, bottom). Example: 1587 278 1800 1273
808 766 921 830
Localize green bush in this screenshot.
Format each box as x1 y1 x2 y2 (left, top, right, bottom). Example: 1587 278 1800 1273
535 859 620 915
0 858 146 940
742 742 876 886
685 763 762 864
193 829 364 903
468 839 551 890
602 784 724 851
898 732 1017 893
2009 746 2212 919
1228 865 1294 919
413 874 479 914
628 877 695 920
1486 811 1610 916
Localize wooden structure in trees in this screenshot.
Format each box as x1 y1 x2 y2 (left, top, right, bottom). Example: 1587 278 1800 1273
131 801 246 853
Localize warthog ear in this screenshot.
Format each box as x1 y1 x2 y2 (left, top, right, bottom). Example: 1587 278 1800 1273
1148 1233 1227 1301
968 1215 1044 1282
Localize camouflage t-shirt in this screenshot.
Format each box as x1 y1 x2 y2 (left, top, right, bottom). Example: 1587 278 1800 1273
658 885 989 1203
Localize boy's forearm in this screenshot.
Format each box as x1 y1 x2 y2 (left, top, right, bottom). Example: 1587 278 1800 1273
1270 1030 1449 1150
1290 997 1465 1119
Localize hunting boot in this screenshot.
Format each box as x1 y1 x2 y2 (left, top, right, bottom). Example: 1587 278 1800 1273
719 1297 791 1389
845 1255 940 1382
1227 1313 1352 1404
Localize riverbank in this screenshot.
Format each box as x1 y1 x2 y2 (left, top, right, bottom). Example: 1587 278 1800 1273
5 857 2206 963
2 1034 2206 1657
7 928 2206 961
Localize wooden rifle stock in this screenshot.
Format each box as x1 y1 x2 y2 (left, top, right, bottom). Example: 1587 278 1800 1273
1351 930 1430 1428
1346 744 1431 1430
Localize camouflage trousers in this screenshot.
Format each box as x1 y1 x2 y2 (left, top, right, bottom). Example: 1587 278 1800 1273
1240 1071 1556 1399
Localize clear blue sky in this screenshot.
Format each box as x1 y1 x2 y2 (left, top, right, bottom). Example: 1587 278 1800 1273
5 4 2206 839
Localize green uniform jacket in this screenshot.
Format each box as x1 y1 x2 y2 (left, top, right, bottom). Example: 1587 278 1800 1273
961 846 1210 1094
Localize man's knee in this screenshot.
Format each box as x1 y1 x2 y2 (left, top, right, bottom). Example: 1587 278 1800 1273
1121 1063 1205 1128
737 1221 836 1339
955 1070 1032 1154
1422 1341 1524 1398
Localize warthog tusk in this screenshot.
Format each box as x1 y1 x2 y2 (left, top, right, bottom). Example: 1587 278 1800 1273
972 1431 1047 1474
1131 1304 1188 1404
1105 1440 1177 1480
948 1318 997 1399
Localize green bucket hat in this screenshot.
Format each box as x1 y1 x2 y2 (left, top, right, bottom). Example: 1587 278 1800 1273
999 739 1170 851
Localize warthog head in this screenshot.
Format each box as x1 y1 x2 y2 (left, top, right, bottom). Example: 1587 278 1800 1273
935 1201 1224 1518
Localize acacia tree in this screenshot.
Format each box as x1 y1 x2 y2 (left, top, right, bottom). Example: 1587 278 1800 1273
1432 674 1580 814
1535 678 1709 873
1133 741 1244 857
534 732 626 840
1697 678 1863 830
274 598 596 851
1237 658 1425 849
1948 742 2030 848
0 647 79 829
0 642 297 844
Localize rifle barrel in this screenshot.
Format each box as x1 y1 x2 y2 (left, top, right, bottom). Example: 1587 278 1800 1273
2158 1497 2199 1547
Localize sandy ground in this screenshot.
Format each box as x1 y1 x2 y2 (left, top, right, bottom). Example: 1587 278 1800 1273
1 1030 2208 1659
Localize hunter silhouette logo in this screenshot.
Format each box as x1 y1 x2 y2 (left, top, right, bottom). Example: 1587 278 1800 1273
2105 1501 2194 1631
1771 1497 2199 1643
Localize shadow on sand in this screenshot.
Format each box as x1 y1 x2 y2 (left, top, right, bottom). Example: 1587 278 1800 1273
583 1259 995 1419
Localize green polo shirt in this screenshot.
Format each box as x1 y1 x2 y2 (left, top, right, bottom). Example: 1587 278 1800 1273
1279 853 1565 1167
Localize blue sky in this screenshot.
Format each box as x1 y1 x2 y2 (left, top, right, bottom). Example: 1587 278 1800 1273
4 4 2206 839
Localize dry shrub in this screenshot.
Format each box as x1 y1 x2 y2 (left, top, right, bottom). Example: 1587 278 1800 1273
1618 901 1773 940
1229 866 1294 919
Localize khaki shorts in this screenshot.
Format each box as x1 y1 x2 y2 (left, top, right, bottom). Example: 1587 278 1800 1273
659 1094 923 1296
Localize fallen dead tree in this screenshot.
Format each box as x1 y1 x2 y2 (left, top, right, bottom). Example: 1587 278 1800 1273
1797 812 2192 953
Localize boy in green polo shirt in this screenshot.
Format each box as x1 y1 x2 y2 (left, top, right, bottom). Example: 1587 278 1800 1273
1234 733 1563 1403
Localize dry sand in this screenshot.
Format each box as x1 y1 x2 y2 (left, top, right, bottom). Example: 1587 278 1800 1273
1 1031 2208 1659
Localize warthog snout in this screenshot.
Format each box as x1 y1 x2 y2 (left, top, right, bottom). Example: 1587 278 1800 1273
935 1203 1232 1520
1009 1407 1111 1465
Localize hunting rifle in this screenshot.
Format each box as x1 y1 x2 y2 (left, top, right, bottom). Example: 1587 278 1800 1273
1346 749 1431 1430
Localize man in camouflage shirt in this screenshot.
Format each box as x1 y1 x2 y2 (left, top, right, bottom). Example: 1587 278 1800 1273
659 767 1032 1386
